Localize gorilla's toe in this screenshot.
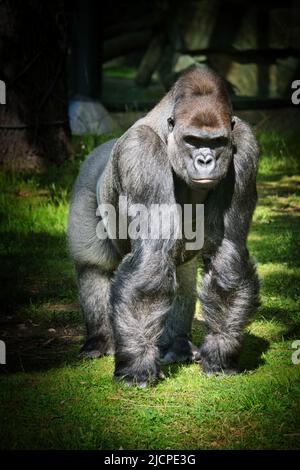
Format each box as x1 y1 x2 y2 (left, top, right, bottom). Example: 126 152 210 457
201 363 239 377
79 335 114 359
160 339 201 365
200 355 239 376
114 366 165 388
79 349 103 359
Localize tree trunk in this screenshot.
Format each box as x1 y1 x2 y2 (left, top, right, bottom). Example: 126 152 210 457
0 0 70 170
135 34 166 87
103 30 152 62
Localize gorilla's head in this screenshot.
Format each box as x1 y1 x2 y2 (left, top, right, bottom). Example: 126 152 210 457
167 67 235 191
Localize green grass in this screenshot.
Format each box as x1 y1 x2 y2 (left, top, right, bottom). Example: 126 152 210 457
0 131 300 449
103 66 137 80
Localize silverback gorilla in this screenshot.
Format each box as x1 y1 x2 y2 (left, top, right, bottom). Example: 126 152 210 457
68 66 260 386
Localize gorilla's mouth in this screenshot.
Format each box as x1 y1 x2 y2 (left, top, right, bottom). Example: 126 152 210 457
191 178 219 190
192 178 218 184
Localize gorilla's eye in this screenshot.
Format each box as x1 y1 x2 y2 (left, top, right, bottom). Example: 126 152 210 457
211 137 228 147
167 117 175 131
184 135 228 148
183 136 202 147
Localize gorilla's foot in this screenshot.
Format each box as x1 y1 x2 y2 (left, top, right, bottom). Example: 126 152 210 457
199 333 239 376
160 338 201 365
114 370 165 388
79 334 114 359
114 360 165 388
200 352 238 376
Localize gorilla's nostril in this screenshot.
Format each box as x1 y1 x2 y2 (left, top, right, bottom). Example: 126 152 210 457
196 156 205 166
196 155 214 167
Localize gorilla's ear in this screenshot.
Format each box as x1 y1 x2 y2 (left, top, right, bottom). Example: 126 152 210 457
167 117 175 132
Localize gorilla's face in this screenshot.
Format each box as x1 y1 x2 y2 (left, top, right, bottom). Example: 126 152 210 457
167 100 234 191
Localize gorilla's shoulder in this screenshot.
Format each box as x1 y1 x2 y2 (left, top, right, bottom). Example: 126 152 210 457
111 124 171 196
114 124 167 164
232 116 259 163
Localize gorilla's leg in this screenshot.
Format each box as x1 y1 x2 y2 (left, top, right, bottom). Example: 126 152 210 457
111 245 175 387
159 258 200 364
77 265 114 358
200 240 260 375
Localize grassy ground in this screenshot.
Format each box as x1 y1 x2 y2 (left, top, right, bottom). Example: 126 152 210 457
0 131 300 450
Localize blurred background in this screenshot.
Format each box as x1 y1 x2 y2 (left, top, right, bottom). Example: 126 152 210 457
0 0 300 168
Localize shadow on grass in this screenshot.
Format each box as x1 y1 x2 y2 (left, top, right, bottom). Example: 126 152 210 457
0 232 76 315
250 225 300 269
3 341 81 374
256 306 300 338
257 172 298 184
2 316 270 377
160 318 270 381
0 230 83 374
239 333 269 372
193 318 270 373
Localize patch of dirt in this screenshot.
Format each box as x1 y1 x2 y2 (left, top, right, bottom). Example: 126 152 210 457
0 319 85 373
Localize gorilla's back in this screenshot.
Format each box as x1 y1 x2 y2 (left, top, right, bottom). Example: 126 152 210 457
73 138 117 194
67 138 119 268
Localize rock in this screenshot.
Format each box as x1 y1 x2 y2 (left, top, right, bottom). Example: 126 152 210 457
68 95 118 135
174 54 199 73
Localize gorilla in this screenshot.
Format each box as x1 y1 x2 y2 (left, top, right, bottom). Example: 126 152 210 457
68 66 260 386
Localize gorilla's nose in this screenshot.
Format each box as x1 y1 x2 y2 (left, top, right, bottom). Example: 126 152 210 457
194 154 215 172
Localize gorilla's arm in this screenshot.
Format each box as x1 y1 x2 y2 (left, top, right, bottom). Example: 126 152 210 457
109 125 178 385
200 117 260 374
